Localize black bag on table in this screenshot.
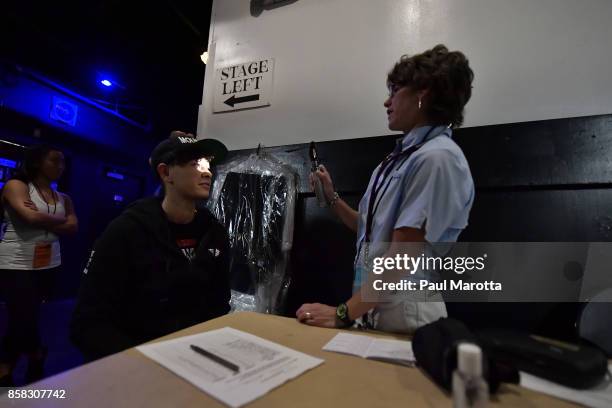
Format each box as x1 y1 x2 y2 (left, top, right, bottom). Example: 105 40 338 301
477 328 609 389
412 318 519 393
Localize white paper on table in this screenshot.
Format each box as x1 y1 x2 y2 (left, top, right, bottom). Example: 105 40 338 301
520 364 612 408
137 327 324 408
322 332 415 366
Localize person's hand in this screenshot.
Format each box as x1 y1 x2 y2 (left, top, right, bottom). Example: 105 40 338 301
309 164 335 202
23 200 38 211
296 303 337 328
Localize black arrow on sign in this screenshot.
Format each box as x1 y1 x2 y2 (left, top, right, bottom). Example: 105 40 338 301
224 94 260 107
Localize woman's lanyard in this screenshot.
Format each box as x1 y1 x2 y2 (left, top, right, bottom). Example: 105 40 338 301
33 183 58 238
360 126 446 264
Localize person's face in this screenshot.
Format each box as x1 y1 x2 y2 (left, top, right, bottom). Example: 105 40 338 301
383 84 426 132
165 157 213 200
40 150 65 181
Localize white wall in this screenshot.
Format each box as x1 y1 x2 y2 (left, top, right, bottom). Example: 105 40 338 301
198 0 612 150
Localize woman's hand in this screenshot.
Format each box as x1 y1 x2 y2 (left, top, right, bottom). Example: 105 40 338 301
310 165 359 232
296 303 337 328
310 164 336 201
23 200 38 211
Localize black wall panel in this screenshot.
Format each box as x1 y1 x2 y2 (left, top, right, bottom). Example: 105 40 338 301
463 189 612 242
457 114 612 188
286 195 360 314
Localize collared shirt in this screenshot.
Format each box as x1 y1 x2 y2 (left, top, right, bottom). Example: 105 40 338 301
353 125 475 291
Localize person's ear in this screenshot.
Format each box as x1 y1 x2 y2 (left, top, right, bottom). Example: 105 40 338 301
416 88 429 100
416 88 430 111
157 163 173 184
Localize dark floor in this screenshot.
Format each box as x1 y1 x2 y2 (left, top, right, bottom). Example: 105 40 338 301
0 299 84 386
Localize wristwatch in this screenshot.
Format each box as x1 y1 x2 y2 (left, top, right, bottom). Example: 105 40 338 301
329 191 340 207
335 303 353 328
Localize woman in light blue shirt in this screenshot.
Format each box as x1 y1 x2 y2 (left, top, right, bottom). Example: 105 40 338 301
297 44 475 333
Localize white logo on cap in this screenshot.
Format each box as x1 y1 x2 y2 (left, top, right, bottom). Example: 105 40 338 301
178 136 197 144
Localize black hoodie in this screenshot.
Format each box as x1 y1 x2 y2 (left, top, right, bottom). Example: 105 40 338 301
70 197 230 360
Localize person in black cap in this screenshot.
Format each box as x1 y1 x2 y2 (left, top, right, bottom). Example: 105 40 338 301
70 133 230 361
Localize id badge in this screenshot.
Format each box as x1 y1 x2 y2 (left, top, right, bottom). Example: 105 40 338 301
353 243 370 294
33 242 52 268
353 264 365 294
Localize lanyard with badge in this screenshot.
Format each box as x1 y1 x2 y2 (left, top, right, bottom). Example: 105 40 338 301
355 125 449 288
32 183 58 269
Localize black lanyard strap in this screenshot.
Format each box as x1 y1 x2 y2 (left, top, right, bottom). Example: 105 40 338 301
364 146 418 244
33 183 58 215
32 183 59 239
363 126 440 244
371 153 412 222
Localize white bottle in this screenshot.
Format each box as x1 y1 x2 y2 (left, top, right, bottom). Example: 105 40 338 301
452 343 489 408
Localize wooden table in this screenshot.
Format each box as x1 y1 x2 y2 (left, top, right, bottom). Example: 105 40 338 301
1 311 579 407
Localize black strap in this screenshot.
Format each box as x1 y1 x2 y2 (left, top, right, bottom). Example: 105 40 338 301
364 126 438 244
32 183 58 215
370 150 417 227
32 182 58 238
364 147 413 243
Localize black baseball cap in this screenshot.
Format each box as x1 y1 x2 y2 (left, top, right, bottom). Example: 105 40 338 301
150 135 228 172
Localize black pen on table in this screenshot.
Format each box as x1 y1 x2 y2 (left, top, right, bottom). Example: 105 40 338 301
190 344 240 374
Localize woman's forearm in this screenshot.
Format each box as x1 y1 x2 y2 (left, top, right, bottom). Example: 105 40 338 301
331 198 359 233
48 218 78 235
25 211 67 229
346 291 378 321
345 228 426 321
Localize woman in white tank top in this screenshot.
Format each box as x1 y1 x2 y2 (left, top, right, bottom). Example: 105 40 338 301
0 145 78 386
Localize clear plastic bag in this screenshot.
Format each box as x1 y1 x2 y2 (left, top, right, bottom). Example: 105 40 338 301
209 149 298 314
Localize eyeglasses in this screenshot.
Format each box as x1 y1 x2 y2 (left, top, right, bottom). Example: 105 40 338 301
387 84 402 98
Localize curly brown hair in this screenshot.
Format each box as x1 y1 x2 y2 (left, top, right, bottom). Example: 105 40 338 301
387 44 474 128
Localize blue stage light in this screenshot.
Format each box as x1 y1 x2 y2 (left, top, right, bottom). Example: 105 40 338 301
0 158 18 169
100 79 112 87
106 171 125 180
